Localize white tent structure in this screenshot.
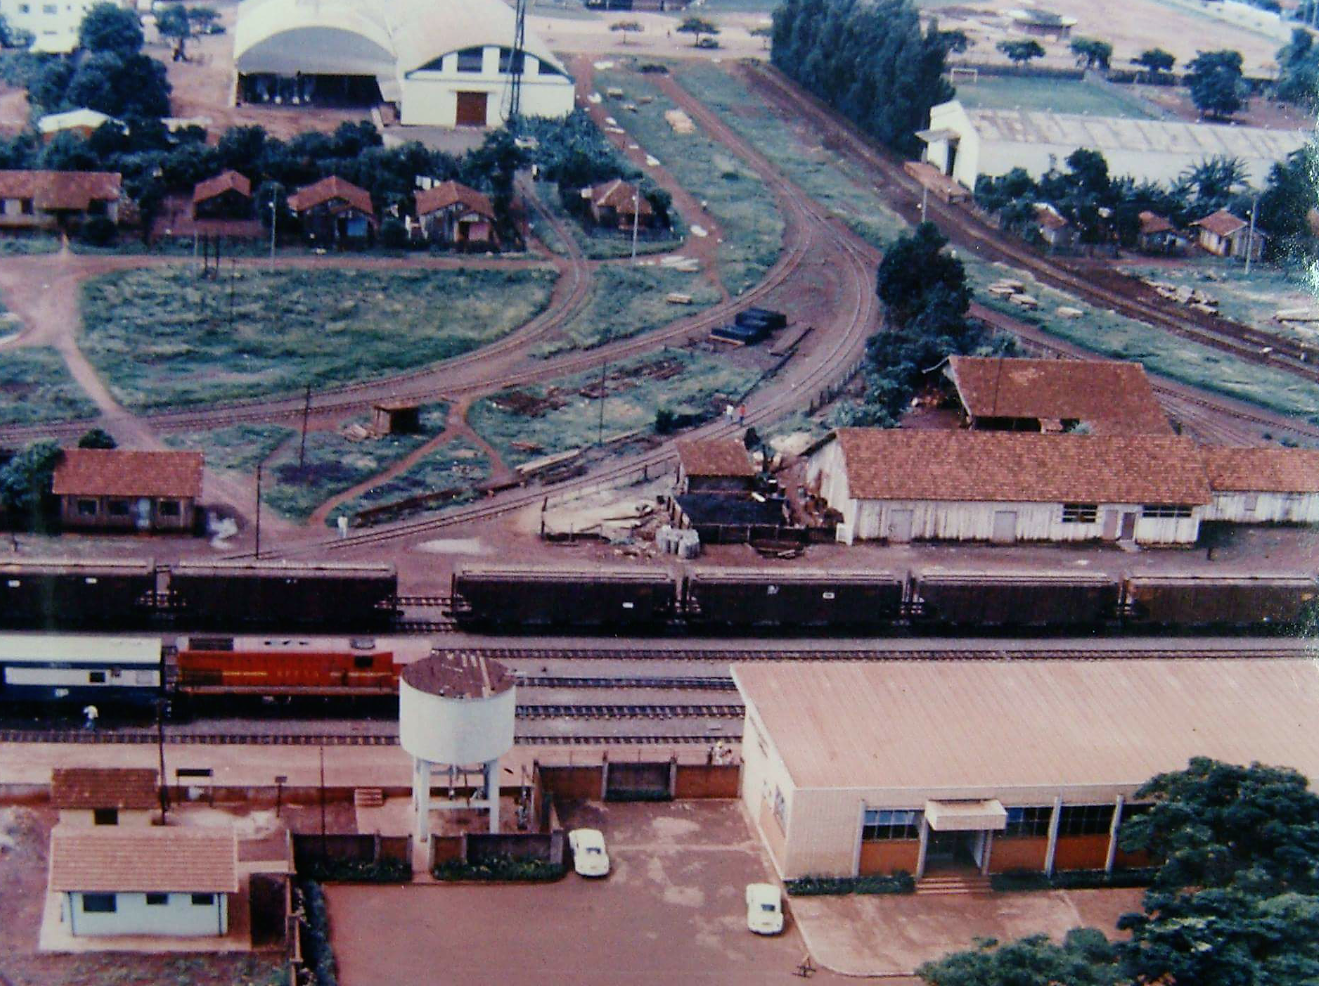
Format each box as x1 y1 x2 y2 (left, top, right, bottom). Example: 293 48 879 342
233 0 575 127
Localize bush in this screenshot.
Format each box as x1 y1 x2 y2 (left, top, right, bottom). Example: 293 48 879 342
655 407 677 434
298 880 338 986
785 871 915 895
77 427 117 449
990 867 1158 892
432 852 566 882
299 857 412 883
379 216 408 250
80 215 117 246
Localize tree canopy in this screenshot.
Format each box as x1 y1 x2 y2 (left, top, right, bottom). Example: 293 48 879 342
1133 47 1176 79
676 17 718 43
610 20 643 43
1186 49 1246 120
1276 28 1319 109
78 2 144 55
1070 37 1112 71
997 38 1045 66
0 439 62 529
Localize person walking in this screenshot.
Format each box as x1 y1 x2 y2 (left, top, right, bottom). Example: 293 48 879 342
83 704 99 730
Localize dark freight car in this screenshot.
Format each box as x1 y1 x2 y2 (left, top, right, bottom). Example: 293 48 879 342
1124 574 1319 627
0 559 156 628
452 565 678 628
168 561 398 630
913 571 1122 627
684 569 904 628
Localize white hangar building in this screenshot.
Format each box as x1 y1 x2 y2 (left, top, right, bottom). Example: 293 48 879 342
919 100 1308 189
233 0 575 127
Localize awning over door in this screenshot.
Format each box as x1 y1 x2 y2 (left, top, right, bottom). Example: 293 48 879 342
925 799 1007 831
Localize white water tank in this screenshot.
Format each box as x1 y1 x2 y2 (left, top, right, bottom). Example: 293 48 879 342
399 652 516 765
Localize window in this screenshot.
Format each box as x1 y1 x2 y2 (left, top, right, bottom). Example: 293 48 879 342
1003 806 1052 838
19 4 30 12
1141 504 1193 519
1061 503 1098 524
20 198 33 215
498 47 524 74
92 808 118 826
107 500 129 517
82 894 116 913
146 892 168 905
158 500 181 517
76 498 98 516
1057 803 1115 837
42 4 56 13
538 59 562 77
456 46 484 72
861 808 923 841
191 893 215 906
353 655 373 670
88 670 106 684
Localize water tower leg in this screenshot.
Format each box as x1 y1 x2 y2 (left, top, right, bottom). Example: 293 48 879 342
485 758 500 833
413 757 431 844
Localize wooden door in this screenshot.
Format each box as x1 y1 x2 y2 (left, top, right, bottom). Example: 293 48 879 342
455 91 488 127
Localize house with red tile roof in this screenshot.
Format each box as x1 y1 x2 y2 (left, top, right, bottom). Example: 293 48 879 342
675 439 756 494
192 170 253 221
414 180 497 248
287 176 376 247
52 449 204 533
585 179 656 231
1191 209 1265 261
1202 446 1319 523
51 768 159 827
0 170 122 232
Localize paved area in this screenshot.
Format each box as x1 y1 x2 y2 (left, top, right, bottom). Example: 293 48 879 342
791 886 1144 977
326 801 839 985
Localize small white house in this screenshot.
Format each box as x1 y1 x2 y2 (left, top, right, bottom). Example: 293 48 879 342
49 827 238 938
1202 446 1319 523
805 429 1209 545
50 767 159 827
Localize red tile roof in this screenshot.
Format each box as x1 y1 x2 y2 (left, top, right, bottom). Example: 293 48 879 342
829 428 1209 504
1192 209 1248 238
1139 211 1174 235
414 180 494 219
192 170 252 205
677 439 755 478
948 356 1173 435
287 176 374 217
1204 446 1319 493
1034 203 1069 230
52 450 204 499
591 178 654 216
48 827 239 893
51 768 159 810
0 170 120 211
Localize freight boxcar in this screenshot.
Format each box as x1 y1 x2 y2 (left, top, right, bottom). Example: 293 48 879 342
0 559 156 628
452 565 679 628
912 571 1122 627
175 635 399 695
0 633 162 706
1123 574 1319 627
168 562 398 630
684 569 904 628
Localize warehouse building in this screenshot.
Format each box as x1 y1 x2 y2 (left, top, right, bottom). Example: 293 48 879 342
805 429 1208 545
52 449 204 533
946 355 1172 435
918 101 1308 189
735 659 1319 881
1202 446 1319 523
233 0 574 127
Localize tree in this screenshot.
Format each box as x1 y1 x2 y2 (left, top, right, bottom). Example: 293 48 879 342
876 222 969 326
1258 144 1319 257
610 20 642 44
1185 49 1246 120
1179 155 1249 216
1133 47 1176 81
0 439 62 529
1275 28 1319 108
919 930 1123 986
187 5 219 31
997 38 1045 67
676 17 719 45
1070 37 1112 71
155 4 191 60
0 13 13 48
65 51 172 119
77 428 117 449
78 2 144 55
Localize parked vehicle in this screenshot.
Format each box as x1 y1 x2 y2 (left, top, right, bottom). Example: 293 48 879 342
745 883 784 934
568 828 610 878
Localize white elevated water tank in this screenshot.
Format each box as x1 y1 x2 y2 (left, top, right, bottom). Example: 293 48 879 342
399 651 516 766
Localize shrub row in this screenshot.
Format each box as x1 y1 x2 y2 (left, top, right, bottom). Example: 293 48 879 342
298 880 338 986
432 853 566 882
990 868 1159 892
299 857 413 883
785 872 915 896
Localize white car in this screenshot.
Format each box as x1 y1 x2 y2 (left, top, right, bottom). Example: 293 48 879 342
568 828 610 878
745 883 785 935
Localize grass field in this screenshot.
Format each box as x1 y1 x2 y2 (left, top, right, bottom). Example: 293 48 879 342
952 76 1157 119
325 436 490 528
0 236 60 256
163 424 297 473
532 181 686 260
0 347 99 425
594 65 785 295
469 347 761 468
79 266 557 410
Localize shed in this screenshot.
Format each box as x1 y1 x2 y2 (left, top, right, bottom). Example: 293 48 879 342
52 450 204 533
414 180 497 248
287 176 377 246
1136 211 1180 254
1201 446 1319 523
50 768 159 827
805 428 1208 545
192 170 253 220
585 179 656 230
370 400 421 436
49 827 238 937
1033 203 1076 251
1006 8 1077 36
675 438 756 493
1191 209 1265 261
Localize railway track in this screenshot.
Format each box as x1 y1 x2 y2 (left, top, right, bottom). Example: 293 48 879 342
0 728 737 746
517 675 739 690
449 645 1313 662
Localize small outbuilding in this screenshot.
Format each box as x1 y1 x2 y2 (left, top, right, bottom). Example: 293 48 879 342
1006 7 1076 37
1192 209 1265 261
1202 446 1319 523
676 439 756 494
1136 210 1180 254
52 449 204 533
49 827 239 937
192 171 254 220
287 176 377 247
50 768 159 827
414 180 497 248
370 400 421 436
585 179 655 231
1032 203 1076 251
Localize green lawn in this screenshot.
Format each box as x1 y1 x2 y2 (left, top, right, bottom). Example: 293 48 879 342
952 76 1157 119
469 348 761 468
0 235 60 256
162 423 298 473
79 266 557 410
326 436 490 528
594 64 785 295
0 347 99 425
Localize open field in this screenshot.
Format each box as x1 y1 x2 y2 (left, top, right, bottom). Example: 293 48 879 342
532 181 685 260
0 347 99 426
468 346 761 469
594 64 784 296
326 435 490 528
953 76 1157 119
0 235 59 256
163 423 298 473
545 262 722 354
79 266 556 410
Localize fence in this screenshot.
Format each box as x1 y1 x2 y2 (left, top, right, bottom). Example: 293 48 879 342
688 522 810 546
292 833 412 870
535 757 741 805
427 829 566 870
806 358 866 414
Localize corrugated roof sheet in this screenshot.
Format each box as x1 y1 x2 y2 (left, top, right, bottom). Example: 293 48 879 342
0 170 121 211
193 170 252 204
947 356 1172 435
288 176 374 217
51 450 204 499
1204 446 1319 493
677 439 755 478
734 660 1319 791
415 180 493 219
48 827 239 893
51 768 158 810
829 429 1208 504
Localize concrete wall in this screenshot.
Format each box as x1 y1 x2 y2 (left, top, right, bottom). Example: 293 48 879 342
988 836 1048 873
1053 834 1111 870
399 48 573 126
1205 491 1319 524
63 891 228 937
858 841 920 876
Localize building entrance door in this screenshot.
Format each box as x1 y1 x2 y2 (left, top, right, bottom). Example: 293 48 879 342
887 509 913 543
455 91 488 127
925 831 980 871
1119 512 1137 541
992 510 1017 544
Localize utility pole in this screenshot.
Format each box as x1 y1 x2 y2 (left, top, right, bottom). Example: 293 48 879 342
1245 195 1259 276
228 257 236 330
921 183 929 223
319 745 328 858
156 698 169 823
597 360 607 446
268 198 278 268
254 463 263 558
631 189 641 263
299 383 312 468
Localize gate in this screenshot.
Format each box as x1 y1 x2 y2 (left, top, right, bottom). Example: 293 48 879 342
604 760 673 801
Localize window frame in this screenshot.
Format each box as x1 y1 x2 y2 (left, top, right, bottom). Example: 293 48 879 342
82 893 116 913
1002 805 1052 838
861 808 923 841
1141 504 1193 519
191 893 215 906
1056 803 1116 837
92 807 119 826
1061 503 1098 524
157 499 181 518
76 498 98 517
145 892 168 906
455 46 484 72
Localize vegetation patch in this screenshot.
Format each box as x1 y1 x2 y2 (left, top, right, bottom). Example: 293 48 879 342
785 872 915 895
163 423 296 473
989 868 1158 892
0 347 99 425
326 435 489 528
80 266 556 409
546 263 721 353
954 76 1156 117
433 853 566 882
298 858 412 883
298 880 338 986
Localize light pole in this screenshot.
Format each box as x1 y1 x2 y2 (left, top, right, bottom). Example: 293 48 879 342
254 462 262 558
631 189 641 263
1245 195 1259 276
268 197 278 268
